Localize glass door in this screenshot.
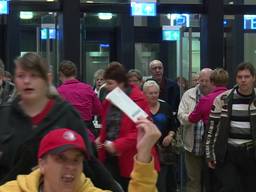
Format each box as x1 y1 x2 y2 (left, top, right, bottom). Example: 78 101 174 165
37 12 59 84
179 28 200 91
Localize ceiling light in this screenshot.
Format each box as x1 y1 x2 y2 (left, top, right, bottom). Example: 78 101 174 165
98 13 112 20
20 11 33 20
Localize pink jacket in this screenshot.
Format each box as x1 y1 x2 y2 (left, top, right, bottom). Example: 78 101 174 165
188 86 227 124
57 79 101 121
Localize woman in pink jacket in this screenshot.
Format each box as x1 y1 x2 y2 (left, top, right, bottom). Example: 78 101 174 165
188 68 229 125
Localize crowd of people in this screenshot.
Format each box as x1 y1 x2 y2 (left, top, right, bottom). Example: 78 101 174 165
0 53 255 192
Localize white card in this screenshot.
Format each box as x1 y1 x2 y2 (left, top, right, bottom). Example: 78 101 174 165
106 87 148 123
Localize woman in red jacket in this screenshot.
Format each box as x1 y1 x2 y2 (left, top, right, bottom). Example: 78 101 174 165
95 62 159 191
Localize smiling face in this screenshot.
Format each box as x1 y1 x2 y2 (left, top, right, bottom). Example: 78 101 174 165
143 85 159 106
14 64 49 103
39 149 84 192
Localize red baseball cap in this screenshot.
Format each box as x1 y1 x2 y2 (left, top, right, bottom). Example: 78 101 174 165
38 128 86 159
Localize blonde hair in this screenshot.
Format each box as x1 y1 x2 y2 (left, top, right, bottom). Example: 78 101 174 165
210 68 229 86
142 80 160 92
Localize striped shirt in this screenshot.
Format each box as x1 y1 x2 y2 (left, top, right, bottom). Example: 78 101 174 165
228 89 253 146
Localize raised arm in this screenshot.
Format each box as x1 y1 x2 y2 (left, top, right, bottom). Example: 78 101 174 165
128 118 161 192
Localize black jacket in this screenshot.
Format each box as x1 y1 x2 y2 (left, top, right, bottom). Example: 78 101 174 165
0 97 123 192
205 88 256 163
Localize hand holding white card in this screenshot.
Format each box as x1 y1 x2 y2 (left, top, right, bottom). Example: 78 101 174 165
106 87 148 123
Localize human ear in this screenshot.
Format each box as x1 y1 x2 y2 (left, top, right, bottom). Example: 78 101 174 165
38 158 46 174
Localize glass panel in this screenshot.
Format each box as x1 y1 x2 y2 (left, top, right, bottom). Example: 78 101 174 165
134 43 160 78
224 14 256 83
224 0 256 5
83 42 110 85
244 33 256 65
19 11 59 84
81 12 116 83
180 32 200 83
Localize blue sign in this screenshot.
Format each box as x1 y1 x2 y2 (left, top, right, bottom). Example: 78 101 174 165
49 28 56 39
244 15 256 30
100 43 110 48
174 15 186 26
170 14 190 27
131 2 156 16
162 30 180 41
0 1 8 15
41 28 48 40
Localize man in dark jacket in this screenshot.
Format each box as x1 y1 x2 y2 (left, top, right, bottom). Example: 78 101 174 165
206 62 256 192
149 60 180 113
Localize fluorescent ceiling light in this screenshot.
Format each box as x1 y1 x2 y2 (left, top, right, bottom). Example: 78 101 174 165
20 11 33 20
98 13 112 20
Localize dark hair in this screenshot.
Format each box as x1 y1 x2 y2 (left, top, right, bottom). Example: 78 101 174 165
59 60 77 77
104 62 128 85
210 68 229 86
235 62 255 77
127 69 143 81
15 52 49 82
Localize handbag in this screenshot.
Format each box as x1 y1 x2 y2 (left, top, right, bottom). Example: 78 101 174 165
156 144 177 165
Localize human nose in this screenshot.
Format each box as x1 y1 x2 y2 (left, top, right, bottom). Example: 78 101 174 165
241 76 246 81
23 75 31 83
155 68 160 72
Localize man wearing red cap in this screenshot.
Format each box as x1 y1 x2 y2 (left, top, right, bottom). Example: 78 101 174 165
0 118 160 192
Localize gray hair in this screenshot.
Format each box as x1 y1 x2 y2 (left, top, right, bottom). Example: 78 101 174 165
142 80 160 91
94 69 105 80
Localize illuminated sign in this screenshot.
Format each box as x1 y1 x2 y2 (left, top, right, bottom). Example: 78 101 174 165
41 28 48 40
131 0 156 16
170 14 190 27
20 11 33 19
162 26 181 41
100 43 110 48
244 15 256 30
49 28 56 39
41 28 56 40
0 1 8 15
